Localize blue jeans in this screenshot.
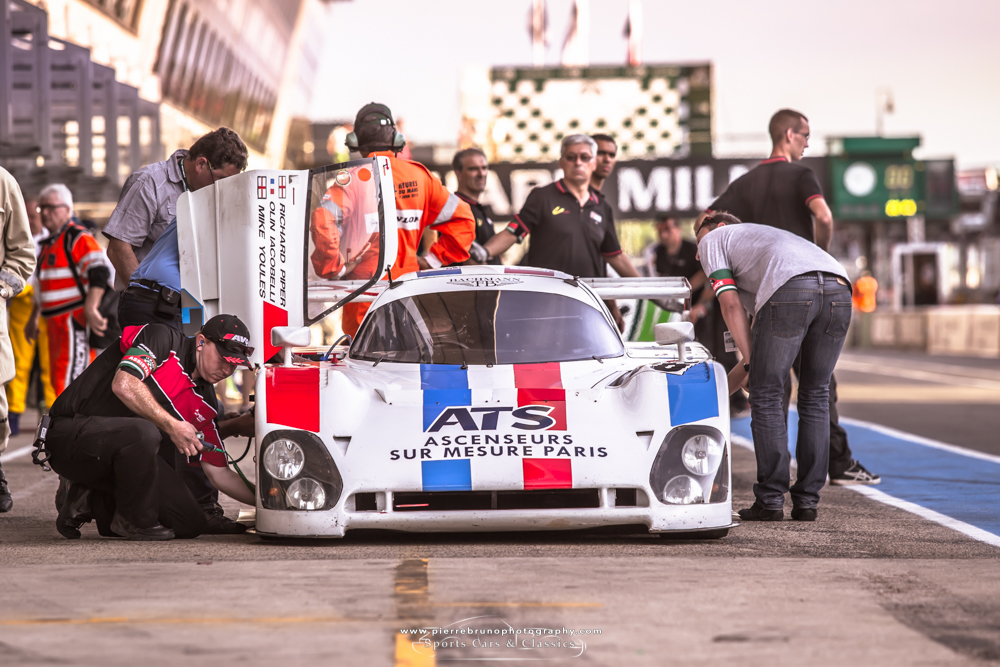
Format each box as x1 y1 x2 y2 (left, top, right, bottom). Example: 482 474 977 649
748 272 852 510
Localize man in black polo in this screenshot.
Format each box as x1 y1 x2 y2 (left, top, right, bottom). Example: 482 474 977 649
44 314 256 540
700 108 879 486
484 134 640 329
452 147 499 265
590 133 618 194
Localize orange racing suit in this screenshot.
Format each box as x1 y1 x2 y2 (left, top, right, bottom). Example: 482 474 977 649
37 222 109 396
312 152 475 336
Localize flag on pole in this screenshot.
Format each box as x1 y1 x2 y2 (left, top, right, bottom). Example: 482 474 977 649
624 0 643 66
528 0 548 67
561 0 590 67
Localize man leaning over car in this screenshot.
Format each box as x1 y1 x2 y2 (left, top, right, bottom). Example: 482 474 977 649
696 212 852 523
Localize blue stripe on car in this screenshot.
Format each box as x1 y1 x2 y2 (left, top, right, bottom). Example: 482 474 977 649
422 459 473 491
421 364 471 431
666 362 719 425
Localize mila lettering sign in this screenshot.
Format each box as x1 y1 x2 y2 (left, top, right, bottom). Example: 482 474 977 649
425 157 827 220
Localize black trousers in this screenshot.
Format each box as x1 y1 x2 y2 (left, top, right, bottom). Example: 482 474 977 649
117 288 183 331
46 415 207 538
782 363 853 477
117 292 219 511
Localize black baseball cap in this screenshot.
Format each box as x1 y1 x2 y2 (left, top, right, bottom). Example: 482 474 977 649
354 102 395 129
202 314 253 368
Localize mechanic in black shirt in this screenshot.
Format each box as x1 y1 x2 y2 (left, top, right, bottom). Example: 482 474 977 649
706 110 832 250
452 147 500 265
483 134 640 330
699 108 879 486
590 133 618 194
44 314 256 540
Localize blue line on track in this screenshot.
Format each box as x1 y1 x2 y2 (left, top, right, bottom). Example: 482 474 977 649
731 413 1000 540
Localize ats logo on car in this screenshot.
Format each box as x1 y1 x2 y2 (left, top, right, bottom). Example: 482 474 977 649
427 405 556 433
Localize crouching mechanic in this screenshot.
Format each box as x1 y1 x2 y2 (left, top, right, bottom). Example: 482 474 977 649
43 314 256 540
696 212 852 522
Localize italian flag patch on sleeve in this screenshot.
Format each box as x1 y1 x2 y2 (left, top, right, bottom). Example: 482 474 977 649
710 269 738 297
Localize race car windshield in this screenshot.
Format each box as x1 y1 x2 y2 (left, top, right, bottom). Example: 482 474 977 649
351 290 624 365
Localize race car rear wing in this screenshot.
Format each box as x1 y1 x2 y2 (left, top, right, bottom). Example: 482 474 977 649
306 275 691 304
579 277 691 300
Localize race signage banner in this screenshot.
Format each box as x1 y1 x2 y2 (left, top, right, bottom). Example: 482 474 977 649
423 156 827 221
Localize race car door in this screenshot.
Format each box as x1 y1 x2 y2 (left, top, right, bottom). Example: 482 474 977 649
177 156 396 367
304 158 398 325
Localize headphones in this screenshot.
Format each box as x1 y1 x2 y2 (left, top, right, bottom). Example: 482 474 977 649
345 102 406 153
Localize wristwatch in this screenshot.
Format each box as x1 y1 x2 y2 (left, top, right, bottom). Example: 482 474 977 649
743 362 750 373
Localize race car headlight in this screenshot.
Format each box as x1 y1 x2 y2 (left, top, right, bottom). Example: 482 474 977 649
262 439 305 480
258 430 343 511
286 478 326 510
681 434 723 476
649 425 729 505
662 475 705 504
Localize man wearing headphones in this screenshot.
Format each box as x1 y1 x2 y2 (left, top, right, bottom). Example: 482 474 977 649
43 314 256 540
331 103 475 336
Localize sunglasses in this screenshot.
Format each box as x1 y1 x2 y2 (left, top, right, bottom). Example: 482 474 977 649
563 153 593 163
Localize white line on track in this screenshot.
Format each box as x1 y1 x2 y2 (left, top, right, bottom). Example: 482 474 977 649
838 416 1000 465
839 352 1000 382
849 485 1000 548
835 358 1000 390
0 445 33 464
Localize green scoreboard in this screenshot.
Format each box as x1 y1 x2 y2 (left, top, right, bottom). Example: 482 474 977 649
828 137 956 221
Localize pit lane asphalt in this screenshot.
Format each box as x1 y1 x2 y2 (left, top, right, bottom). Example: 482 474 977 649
1 348 998 666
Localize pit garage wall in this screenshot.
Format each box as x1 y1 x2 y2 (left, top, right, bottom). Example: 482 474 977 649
868 306 1000 358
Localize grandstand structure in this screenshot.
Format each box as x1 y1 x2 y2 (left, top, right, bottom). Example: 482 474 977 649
462 63 712 163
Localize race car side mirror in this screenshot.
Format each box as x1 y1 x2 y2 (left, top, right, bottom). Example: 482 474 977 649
654 322 695 362
271 326 312 366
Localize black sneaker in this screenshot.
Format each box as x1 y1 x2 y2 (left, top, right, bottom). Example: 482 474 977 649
830 460 881 486
0 460 12 513
737 503 784 521
203 513 248 535
110 513 175 541
791 506 817 521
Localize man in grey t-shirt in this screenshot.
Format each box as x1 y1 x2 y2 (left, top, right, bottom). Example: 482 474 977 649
696 212 852 522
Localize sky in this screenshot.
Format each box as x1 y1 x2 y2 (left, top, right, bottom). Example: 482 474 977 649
308 0 1000 169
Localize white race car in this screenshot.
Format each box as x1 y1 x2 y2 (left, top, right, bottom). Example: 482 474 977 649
177 159 734 540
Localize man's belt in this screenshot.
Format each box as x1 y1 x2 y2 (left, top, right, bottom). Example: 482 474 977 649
126 279 181 313
790 271 850 286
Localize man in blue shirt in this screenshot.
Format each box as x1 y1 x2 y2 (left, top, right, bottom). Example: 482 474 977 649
109 128 247 331
125 219 183 325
